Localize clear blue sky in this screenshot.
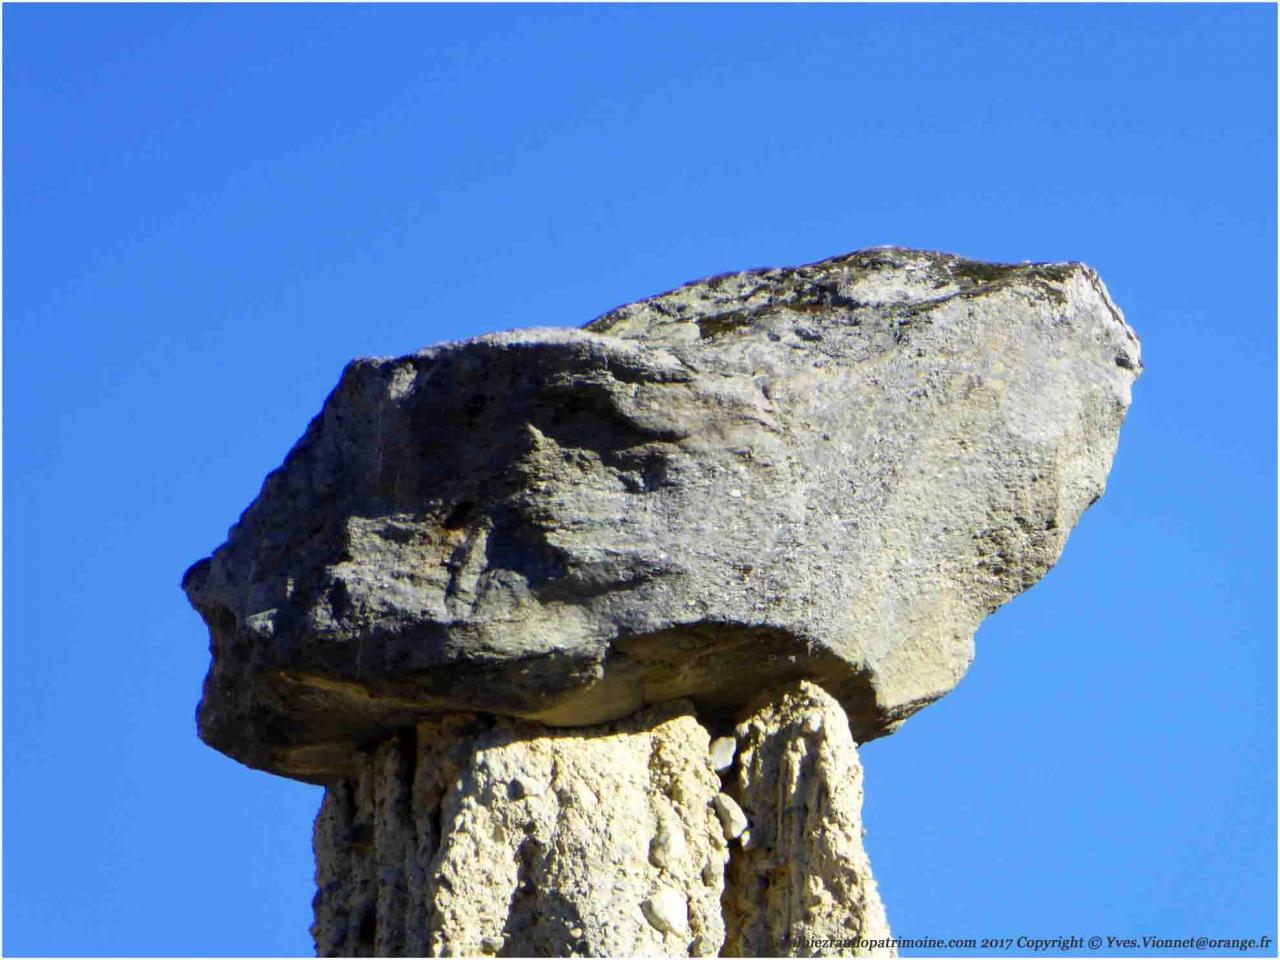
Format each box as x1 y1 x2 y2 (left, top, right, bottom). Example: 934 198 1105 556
4 4 1274 956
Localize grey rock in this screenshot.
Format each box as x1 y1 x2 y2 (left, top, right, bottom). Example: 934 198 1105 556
183 246 1140 780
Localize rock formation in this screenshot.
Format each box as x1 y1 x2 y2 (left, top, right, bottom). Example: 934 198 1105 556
183 246 1140 957
309 681 890 958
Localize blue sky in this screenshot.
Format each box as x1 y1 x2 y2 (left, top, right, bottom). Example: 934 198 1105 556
4 4 1274 956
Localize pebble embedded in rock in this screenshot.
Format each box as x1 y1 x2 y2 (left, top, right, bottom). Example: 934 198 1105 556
712 794 749 840
709 736 737 772
507 775 542 800
649 820 688 869
642 887 689 936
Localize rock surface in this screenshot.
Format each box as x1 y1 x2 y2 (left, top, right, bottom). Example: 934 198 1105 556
722 682 893 957
183 246 1140 780
310 700 727 957
310 683 892 958
314 700 731 957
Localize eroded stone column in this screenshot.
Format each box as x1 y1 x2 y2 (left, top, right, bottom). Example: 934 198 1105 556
310 685 894 958
312 703 729 957
722 682 893 958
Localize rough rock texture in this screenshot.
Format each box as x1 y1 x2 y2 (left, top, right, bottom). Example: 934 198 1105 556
183 246 1140 957
311 701 729 957
723 682 893 957
310 685 891 958
183 246 1140 782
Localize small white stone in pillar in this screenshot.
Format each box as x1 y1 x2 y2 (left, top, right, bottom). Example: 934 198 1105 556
712 793 748 840
649 820 688 869
642 887 689 935
709 736 737 772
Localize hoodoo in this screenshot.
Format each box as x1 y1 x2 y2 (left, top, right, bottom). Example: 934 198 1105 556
184 246 1140 956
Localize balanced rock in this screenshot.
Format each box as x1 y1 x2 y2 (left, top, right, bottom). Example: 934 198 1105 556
183 246 1140 782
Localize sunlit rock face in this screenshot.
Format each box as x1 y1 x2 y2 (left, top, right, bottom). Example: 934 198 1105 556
182 246 1140 782
307 683 895 959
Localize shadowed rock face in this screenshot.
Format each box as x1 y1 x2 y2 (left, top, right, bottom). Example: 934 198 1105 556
183 246 1140 782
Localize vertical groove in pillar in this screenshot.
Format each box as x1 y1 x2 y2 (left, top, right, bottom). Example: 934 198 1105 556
312 780 355 958
349 758 378 957
373 733 414 957
721 681 895 958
